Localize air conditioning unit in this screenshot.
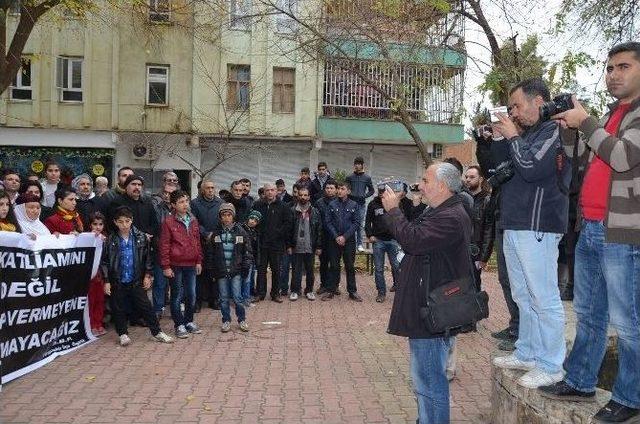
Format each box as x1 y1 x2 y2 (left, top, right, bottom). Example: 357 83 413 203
132 143 159 161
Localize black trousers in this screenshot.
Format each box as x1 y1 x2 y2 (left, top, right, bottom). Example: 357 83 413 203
110 280 161 336
319 236 330 289
291 253 315 294
495 228 519 334
257 248 282 299
326 239 357 294
196 268 218 305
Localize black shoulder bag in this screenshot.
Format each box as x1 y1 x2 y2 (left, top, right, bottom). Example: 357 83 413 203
418 255 490 336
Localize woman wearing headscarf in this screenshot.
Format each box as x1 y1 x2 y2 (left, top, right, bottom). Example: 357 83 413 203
14 192 51 238
44 187 83 235
0 190 21 232
72 173 101 228
19 180 54 221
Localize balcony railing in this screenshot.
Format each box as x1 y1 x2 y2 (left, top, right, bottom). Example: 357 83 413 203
322 60 464 124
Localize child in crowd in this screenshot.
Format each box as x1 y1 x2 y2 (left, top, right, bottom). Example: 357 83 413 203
160 190 203 339
242 210 262 307
88 212 107 336
0 190 21 232
102 206 174 346
206 203 253 333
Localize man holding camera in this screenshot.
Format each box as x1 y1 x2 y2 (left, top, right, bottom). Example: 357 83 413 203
491 78 571 389
538 42 640 423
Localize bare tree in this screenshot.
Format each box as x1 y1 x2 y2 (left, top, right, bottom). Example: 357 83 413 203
256 0 466 166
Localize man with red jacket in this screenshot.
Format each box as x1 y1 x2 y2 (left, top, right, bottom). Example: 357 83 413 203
160 190 203 339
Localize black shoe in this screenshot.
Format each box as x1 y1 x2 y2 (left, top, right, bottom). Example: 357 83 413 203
376 294 386 303
195 302 202 313
321 292 334 301
271 296 284 303
389 284 396 293
317 287 327 295
349 293 363 302
538 381 595 402
497 339 516 351
491 328 514 340
593 400 640 423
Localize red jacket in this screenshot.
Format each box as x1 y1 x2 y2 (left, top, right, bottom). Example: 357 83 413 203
44 212 83 235
160 213 203 269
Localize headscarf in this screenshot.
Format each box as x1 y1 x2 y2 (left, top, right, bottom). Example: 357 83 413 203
14 203 51 236
71 173 95 201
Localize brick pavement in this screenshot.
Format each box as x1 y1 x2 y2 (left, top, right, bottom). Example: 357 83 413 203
0 270 509 423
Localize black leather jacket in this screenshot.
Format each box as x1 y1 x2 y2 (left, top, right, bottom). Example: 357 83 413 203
101 226 153 284
470 190 495 262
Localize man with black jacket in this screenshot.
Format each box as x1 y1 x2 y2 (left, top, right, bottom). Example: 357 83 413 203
223 181 252 223
315 179 337 294
381 162 472 424
107 175 159 238
346 156 375 250
365 179 413 302
464 166 495 290
252 183 293 303
310 162 330 205
287 187 323 301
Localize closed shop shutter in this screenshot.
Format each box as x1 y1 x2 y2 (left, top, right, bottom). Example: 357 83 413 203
318 143 369 178
259 141 310 189
203 141 260 194
371 145 419 186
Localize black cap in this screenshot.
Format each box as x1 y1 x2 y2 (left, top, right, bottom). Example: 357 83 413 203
124 175 144 188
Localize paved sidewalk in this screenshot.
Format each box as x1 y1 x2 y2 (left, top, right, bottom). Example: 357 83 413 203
0 271 508 423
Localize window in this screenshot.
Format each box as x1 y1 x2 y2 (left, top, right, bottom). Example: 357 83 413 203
10 58 32 100
149 0 171 22
146 65 170 106
275 0 297 33
229 0 251 30
9 0 21 14
430 143 443 159
227 65 251 110
272 67 295 113
56 57 83 102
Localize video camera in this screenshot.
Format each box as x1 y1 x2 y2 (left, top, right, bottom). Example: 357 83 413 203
377 179 407 195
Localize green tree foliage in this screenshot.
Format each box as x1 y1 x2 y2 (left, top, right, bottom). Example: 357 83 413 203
556 0 639 44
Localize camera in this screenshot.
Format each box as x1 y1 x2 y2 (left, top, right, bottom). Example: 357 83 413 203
487 160 515 188
540 93 574 121
487 106 509 123
409 183 420 192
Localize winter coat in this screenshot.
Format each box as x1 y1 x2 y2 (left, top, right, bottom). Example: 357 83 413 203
252 199 293 251
365 196 413 240
101 226 153 284
383 195 473 339
205 223 253 279
289 203 323 250
324 197 359 241
159 213 203 269
190 194 223 237
242 223 260 265
470 190 495 262
107 193 160 237
346 171 375 205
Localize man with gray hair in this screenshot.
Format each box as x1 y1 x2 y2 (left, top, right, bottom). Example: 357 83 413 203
94 176 109 197
381 162 472 424
72 173 100 227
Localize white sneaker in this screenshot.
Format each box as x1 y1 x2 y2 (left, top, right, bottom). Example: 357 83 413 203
492 354 535 371
517 368 564 389
119 334 131 347
306 292 316 301
154 331 174 343
221 322 231 333
239 321 249 332
289 292 299 301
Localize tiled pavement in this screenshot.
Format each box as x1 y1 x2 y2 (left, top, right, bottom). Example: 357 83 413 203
0 270 508 423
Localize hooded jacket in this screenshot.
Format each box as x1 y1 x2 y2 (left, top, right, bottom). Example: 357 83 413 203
205 222 253 279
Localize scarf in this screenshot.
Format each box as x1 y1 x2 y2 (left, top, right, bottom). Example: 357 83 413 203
0 220 17 232
56 205 84 232
14 204 51 236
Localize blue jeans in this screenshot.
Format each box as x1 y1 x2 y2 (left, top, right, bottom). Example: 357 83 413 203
409 337 452 424
356 203 366 246
279 253 292 294
169 266 197 328
242 265 255 304
564 220 640 408
218 275 246 323
503 230 565 373
372 239 400 295
152 262 169 314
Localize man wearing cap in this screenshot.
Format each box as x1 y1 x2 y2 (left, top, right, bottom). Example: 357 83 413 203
346 156 375 251
365 179 413 302
107 174 159 238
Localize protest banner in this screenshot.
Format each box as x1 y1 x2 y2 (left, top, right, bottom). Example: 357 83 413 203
0 232 102 386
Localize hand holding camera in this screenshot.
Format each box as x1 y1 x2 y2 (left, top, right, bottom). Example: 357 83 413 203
550 94 589 128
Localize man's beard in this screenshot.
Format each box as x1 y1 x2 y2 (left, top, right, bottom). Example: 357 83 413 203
466 182 480 191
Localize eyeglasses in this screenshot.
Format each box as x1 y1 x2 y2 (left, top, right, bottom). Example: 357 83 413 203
165 179 179 183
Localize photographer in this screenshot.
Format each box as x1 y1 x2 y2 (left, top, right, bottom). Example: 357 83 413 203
473 123 519 350
491 78 571 389
539 42 640 423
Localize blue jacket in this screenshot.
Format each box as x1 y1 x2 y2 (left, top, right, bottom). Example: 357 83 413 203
500 120 571 234
325 197 360 241
190 194 223 238
346 172 374 204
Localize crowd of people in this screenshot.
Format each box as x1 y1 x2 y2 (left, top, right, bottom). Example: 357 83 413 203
1 41 638 424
